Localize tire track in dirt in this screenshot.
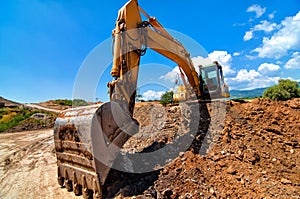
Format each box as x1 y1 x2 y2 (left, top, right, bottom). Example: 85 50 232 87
0 129 75 199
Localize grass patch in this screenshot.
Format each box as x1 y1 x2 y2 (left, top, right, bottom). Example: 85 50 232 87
232 96 261 101
54 99 73 106
53 99 89 106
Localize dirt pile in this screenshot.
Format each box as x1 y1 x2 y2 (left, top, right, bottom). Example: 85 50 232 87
110 98 300 198
0 98 299 198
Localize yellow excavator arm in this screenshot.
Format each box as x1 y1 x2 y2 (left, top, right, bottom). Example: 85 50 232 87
108 0 202 115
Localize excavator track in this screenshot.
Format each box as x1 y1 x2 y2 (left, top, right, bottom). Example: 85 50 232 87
54 102 139 198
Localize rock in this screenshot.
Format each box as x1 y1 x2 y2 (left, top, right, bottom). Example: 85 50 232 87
30 113 49 120
240 178 245 185
209 187 215 194
280 178 292 184
217 161 226 167
271 119 279 125
226 166 237 175
212 155 221 162
288 99 300 109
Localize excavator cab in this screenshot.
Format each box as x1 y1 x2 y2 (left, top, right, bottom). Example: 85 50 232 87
173 61 230 102
199 61 230 99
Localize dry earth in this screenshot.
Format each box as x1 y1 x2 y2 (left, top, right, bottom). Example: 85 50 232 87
0 98 299 198
0 129 74 199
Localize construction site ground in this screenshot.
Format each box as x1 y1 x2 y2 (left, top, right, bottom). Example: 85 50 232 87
0 98 299 198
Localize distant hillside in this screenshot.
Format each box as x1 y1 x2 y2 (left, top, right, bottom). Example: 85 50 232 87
0 97 21 107
230 81 300 99
230 87 266 99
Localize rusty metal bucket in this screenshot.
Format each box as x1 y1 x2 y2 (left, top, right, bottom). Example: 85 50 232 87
54 102 139 198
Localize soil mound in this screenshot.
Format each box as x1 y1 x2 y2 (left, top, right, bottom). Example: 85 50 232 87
110 99 300 198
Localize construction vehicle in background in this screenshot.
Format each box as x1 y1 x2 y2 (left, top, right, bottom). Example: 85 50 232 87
54 0 230 198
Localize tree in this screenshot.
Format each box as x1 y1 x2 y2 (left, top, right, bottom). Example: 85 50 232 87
263 79 300 101
73 99 89 106
160 91 174 106
135 93 143 102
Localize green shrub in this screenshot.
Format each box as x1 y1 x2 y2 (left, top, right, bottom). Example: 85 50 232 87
263 79 300 101
72 99 89 106
160 91 174 106
0 108 33 132
0 107 57 133
54 99 88 106
54 99 73 106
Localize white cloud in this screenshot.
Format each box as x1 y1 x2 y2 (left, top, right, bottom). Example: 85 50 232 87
159 66 180 82
244 31 253 41
258 63 281 75
232 69 260 82
233 52 241 56
160 51 235 83
268 11 276 20
141 90 165 101
159 58 208 83
285 52 300 69
244 20 279 41
228 68 280 90
190 56 212 71
207 51 235 75
254 20 279 32
227 63 282 90
188 51 235 76
245 55 256 60
247 5 266 18
253 11 300 58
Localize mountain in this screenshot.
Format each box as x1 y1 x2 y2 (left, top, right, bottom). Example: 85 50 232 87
230 81 300 99
0 96 21 107
229 87 266 99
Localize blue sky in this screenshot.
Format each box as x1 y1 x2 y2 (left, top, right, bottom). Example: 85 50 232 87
0 0 299 103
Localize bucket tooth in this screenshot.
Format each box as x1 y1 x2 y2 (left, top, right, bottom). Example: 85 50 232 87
57 167 64 187
65 180 73 192
73 171 82 195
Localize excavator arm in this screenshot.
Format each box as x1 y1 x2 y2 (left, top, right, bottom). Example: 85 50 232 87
145 25 201 96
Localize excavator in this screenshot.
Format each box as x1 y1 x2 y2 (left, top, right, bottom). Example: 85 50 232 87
54 0 230 198
173 61 230 102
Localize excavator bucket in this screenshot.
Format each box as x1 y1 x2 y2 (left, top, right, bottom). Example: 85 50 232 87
54 102 139 198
